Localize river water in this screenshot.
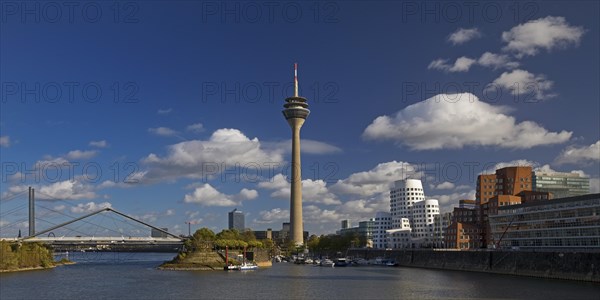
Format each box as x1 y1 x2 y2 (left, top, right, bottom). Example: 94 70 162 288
1 252 598 299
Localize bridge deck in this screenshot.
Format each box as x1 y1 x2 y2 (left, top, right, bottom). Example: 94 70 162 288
24 236 183 244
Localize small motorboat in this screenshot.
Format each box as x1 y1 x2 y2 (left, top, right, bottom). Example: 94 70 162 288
237 262 259 271
320 259 334 267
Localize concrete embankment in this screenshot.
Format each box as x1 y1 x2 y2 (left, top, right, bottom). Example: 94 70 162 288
347 249 600 282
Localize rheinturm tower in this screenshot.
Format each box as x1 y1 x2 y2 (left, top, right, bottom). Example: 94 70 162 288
282 63 310 246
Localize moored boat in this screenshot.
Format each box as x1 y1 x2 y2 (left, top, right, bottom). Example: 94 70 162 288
320 259 334 267
237 262 259 270
334 258 349 267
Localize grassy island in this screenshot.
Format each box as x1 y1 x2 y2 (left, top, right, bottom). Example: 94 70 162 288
159 228 272 271
0 240 56 272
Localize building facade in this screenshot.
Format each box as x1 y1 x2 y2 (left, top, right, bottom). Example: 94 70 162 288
532 171 590 198
372 179 441 249
489 193 600 249
445 222 483 249
433 212 452 248
228 208 245 231
339 219 375 248
476 166 532 206
372 212 392 249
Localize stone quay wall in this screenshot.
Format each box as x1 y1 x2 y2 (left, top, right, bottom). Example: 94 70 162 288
347 249 599 282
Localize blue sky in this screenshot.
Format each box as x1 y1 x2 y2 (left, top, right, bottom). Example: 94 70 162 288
1 1 599 236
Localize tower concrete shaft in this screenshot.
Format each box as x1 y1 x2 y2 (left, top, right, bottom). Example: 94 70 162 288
282 63 309 246
289 117 305 245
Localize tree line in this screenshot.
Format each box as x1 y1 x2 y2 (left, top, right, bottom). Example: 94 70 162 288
0 241 55 271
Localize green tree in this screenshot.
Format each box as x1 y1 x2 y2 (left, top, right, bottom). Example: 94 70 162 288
216 229 241 241
193 228 216 242
306 235 320 252
241 229 257 242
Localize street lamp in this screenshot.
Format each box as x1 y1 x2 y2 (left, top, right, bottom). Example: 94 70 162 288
185 221 192 237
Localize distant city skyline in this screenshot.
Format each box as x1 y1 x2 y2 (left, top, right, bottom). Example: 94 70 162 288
1 1 598 236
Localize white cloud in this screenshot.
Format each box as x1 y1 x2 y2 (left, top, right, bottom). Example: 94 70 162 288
70 201 112 214
303 205 343 224
555 140 600 165
455 185 471 191
477 52 520 70
363 93 571 150
148 127 180 137
258 174 340 205
448 28 482 45
239 188 259 200
183 183 255 207
330 161 420 197
502 16 585 57
89 140 108 148
184 184 237 207
141 128 283 183
0 136 10 147
428 56 476 72
39 179 98 200
186 123 205 133
434 181 455 190
1 178 102 201
431 53 518 73
268 139 342 155
158 108 173 114
185 211 200 219
429 190 476 213
66 150 97 160
254 208 289 224
337 194 390 218
165 209 175 216
480 159 539 174
488 69 555 100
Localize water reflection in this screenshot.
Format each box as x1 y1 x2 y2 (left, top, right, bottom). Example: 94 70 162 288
1 253 599 300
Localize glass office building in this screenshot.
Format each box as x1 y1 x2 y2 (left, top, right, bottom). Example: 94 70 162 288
489 194 600 249
533 171 590 199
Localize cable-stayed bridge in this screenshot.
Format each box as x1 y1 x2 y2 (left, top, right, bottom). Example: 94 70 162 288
0 188 184 252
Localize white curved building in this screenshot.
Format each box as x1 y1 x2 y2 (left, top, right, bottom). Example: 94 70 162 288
390 179 425 227
373 212 392 249
410 199 440 246
375 179 441 249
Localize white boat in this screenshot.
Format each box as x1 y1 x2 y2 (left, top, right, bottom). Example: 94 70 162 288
320 259 334 267
237 262 258 270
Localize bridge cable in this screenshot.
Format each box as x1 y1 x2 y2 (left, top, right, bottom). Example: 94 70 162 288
35 204 126 237
0 190 28 202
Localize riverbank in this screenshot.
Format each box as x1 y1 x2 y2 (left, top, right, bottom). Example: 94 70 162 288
0 265 55 273
347 249 600 282
0 255 76 273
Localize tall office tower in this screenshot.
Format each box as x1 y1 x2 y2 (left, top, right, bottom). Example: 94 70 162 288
228 208 245 231
282 63 310 246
